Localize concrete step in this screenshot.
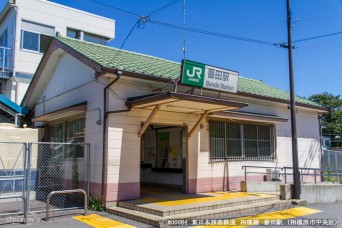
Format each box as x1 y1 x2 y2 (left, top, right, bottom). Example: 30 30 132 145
117 195 280 217
107 200 292 228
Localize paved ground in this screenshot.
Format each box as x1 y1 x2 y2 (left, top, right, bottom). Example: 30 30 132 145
0 209 153 227
0 202 341 227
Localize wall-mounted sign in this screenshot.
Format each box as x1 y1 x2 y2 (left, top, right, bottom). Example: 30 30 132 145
181 60 239 93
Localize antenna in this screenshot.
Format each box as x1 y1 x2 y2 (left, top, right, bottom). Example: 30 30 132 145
183 0 186 60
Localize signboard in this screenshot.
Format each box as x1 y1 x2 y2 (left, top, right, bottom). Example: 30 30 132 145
181 60 239 93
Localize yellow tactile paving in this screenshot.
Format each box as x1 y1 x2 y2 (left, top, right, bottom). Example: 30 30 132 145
193 207 321 227
73 214 136 228
139 192 272 207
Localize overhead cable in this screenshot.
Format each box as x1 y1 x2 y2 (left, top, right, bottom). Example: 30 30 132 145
293 31 342 43
149 20 277 46
148 0 180 16
87 0 140 17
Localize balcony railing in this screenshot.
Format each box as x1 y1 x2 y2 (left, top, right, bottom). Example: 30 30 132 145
0 46 12 79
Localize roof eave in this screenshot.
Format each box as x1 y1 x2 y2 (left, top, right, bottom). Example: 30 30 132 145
237 91 329 112
21 37 104 109
102 66 175 83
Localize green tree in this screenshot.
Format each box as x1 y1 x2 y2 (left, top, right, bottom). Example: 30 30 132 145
309 92 342 138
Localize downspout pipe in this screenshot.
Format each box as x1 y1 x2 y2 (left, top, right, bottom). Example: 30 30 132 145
12 4 19 104
101 70 121 206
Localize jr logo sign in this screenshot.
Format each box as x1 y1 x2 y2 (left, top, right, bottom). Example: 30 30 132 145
181 60 205 87
186 67 202 79
181 60 239 93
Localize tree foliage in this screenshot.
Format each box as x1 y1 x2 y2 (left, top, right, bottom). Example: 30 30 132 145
309 92 342 137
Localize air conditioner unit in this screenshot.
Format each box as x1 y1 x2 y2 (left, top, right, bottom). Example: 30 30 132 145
266 169 281 181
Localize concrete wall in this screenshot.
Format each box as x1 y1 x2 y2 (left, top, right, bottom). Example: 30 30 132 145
0 123 38 169
301 184 342 204
280 183 342 204
0 123 38 142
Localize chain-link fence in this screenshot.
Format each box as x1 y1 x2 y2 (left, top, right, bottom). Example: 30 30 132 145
322 149 342 182
323 149 342 170
0 142 90 220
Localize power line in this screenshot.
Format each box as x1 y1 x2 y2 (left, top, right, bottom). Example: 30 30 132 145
74 0 140 17
119 0 180 49
120 21 140 49
86 0 140 17
293 31 342 43
72 0 280 48
295 9 342 23
149 20 277 46
148 0 180 16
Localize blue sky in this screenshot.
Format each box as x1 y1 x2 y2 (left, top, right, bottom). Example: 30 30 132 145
2 0 342 98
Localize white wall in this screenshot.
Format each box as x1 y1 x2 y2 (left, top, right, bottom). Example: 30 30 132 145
33 52 104 197
14 0 114 75
194 96 321 191
16 0 115 39
0 0 115 103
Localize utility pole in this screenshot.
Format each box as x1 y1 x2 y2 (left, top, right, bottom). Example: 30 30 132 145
286 0 301 199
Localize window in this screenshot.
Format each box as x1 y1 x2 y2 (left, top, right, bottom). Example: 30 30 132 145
66 118 85 143
83 32 107 45
49 117 85 143
67 28 108 45
20 20 54 53
21 30 50 53
50 122 64 143
48 117 85 158
67 28 81 39
209 119 275 161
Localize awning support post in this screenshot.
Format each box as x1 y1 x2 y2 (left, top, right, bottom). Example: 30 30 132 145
138 104 161 137
187 110 209 140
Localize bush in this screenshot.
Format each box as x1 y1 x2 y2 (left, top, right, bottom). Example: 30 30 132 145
89 196 104 211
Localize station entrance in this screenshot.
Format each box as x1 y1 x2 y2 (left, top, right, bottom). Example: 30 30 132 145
140 124 187 192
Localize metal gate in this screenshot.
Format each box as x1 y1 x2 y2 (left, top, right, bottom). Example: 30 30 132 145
0 142 90 221
0 142 27 217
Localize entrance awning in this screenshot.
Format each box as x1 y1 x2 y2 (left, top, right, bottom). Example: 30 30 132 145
126 92 248 114
126 92 248 138
32 103 87 122
210 111 288 123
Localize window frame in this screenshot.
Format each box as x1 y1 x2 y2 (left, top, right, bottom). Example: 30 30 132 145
209 118 276 161
20 29 51 53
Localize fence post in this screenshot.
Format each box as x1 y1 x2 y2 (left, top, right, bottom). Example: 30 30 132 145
243 166 247 182
86 144 90 199
284 168 287 184
335 151 338 171
23 143 27 201
26 143 32 213
2 48 5 70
